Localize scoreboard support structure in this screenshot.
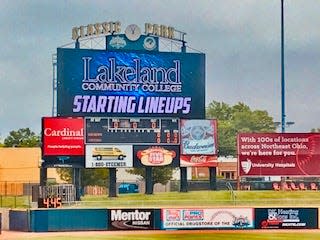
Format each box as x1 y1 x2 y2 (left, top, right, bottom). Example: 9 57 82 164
145 167 153 195
40 167 47 187
109 168 117 197
180 167 188 192
209 167 217 190
73 168 81 201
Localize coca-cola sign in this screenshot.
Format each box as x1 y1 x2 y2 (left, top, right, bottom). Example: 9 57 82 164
180 155 218 167
238 133 320 176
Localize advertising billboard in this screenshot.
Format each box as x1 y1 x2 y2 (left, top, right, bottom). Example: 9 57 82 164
57 48 205 119
108 209 155 230
86 144 133 168
85 117 180 145
238 133 320 176
133 145 180 167
180 155 218 167
42 117 85 168
180 119 217 167
162 208 254 229
42 117 84 156
255 208 318 229
181 119 217 155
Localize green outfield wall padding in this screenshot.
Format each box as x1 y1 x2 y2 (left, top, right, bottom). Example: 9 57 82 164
30 209 108 232
9 210 29 231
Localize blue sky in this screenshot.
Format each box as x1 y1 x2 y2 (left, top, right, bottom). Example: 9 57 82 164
0 0 319 139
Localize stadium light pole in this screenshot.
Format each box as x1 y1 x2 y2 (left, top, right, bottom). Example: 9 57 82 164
281 0 286 133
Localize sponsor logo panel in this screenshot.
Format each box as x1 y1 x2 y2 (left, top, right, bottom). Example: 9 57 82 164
108 209 155 230
255 208 318 229
42 117 84 156
181 119 217 155
180 155 218 167
133 145 180 167
238 133 320 176
162 208 254 229
86 144 133 168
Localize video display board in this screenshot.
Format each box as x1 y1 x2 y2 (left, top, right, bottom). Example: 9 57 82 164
57 48 205 119
85 117 179 145
238 133 320 176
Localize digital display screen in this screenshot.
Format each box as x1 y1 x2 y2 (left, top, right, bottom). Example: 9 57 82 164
57 48 205 119
85 117 180 145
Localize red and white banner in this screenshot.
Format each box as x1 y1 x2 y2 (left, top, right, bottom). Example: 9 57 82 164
180 155 218 167
42 117 84 156
238 133 320 176
162 208 254 229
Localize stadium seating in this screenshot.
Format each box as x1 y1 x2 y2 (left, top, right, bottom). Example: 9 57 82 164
310 183 318 191
299 183 307 190
272 182 280 191
290 182 299 191
283 182 291 191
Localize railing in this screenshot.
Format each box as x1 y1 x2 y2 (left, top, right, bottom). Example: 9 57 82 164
226 182 236 205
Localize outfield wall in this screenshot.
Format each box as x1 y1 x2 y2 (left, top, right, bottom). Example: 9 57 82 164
7 207 319 232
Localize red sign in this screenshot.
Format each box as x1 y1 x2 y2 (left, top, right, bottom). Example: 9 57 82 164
238 133 320 176
136 146 176 166
42 117 84 156
180 155 218 167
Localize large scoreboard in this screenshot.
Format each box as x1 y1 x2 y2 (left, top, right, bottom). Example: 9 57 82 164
57 48 206 119
85 117 180 145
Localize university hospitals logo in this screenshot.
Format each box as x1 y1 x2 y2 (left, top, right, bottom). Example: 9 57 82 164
241 159 252 174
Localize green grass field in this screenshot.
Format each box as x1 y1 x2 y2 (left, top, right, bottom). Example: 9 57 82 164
2 190 320 208
75 190 320 208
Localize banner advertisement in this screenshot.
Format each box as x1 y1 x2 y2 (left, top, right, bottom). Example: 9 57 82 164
133 145 180 167
85 117 180 145
238 133 320 176
255 208 318 229
42 117 84 156
85 144 133 168
181 119 217 155
57 48 205 119
180 155 218 167
162 208 254 229
108 209 155 230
